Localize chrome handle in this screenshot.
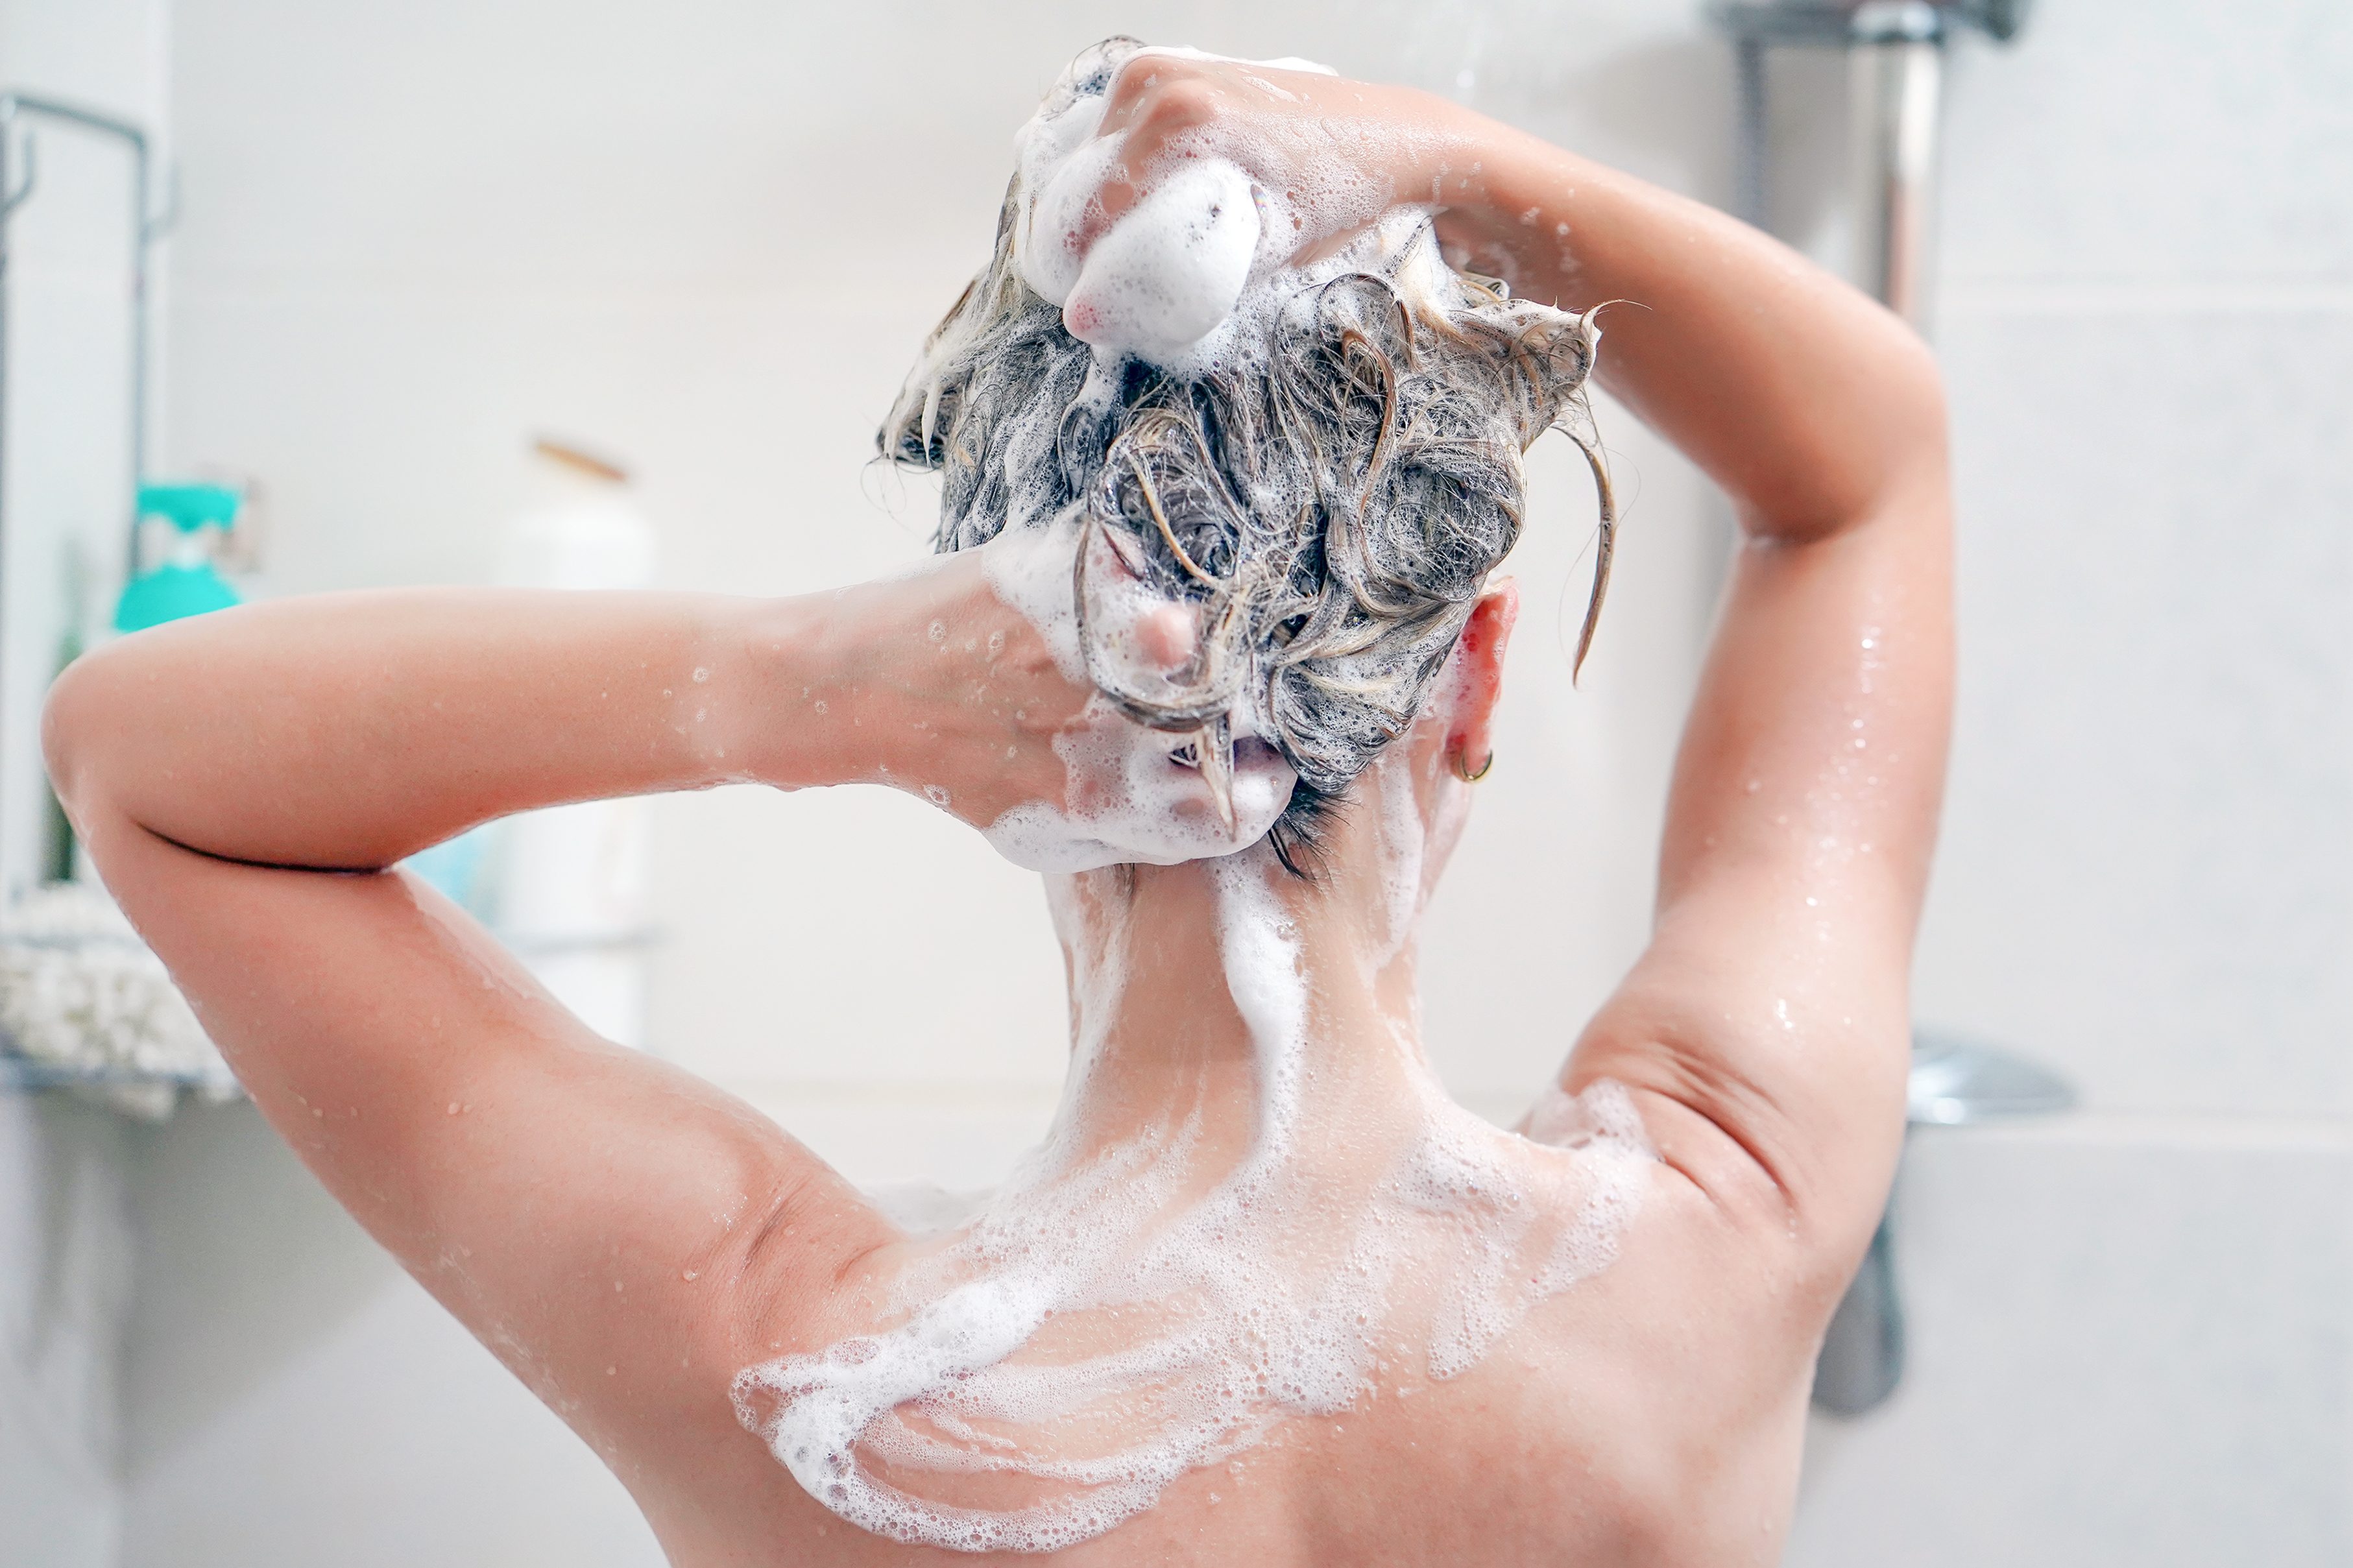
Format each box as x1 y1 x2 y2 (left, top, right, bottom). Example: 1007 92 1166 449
1812 1033 2076 1417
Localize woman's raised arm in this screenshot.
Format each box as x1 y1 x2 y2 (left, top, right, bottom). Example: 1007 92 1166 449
40 554 1085 1489
1440 114 1953 1265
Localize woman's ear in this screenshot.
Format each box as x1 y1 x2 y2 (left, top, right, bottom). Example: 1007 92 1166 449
1445 579 1519 778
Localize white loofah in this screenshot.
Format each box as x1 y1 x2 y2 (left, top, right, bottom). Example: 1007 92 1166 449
0 882 236 1118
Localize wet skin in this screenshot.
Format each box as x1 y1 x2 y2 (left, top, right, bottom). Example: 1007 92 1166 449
45 54 1949 1567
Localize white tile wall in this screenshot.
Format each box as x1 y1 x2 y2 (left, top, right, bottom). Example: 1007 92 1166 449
1916 308 2352 1116
0 1099 134 1568
1793 1 2352 1559
1789 1120 2353 1566
1937 1 2353 290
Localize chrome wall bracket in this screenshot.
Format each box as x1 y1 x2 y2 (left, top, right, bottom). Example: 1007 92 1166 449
1812 1034 2077 1417
1708 0 2031 322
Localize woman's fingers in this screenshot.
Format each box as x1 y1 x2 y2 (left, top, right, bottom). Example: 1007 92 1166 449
1135 603 1200 673
1070 53 1336 265
1073 58 1229 254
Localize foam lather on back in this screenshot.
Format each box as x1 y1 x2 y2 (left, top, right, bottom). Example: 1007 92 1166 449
732 836 1655 1554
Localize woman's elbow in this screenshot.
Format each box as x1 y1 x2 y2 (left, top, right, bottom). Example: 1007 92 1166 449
42 645 130 821
1880 320 1951 485
1747 326 1949 549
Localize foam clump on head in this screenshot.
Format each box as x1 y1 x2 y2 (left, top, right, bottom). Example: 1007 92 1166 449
1056 158 1261 361
882 35 1615 867
1012 46 1338 366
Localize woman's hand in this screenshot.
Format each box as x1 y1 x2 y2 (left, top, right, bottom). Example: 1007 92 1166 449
768 544 1094 832
791 529 1294 871
1076 51 1476 266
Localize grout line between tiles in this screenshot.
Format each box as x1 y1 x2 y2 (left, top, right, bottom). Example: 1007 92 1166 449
1911 1108 2353 1152
1940 282 2353 316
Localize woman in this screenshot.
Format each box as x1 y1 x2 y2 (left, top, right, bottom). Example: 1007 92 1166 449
44 42 1949 1567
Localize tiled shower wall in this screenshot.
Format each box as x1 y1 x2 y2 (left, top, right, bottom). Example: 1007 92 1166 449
0 1 2330 1563
1789 3 2351 1560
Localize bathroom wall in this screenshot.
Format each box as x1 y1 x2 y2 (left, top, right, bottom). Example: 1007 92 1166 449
82 0 2350 1563
0 1097 134 1567
0 3 168 1562
1783 3 2353 1562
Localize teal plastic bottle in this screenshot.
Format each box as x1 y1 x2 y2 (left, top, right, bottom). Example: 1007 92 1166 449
115 484 243 633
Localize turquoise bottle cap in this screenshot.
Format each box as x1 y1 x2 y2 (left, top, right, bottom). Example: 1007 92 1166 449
136 483 242 531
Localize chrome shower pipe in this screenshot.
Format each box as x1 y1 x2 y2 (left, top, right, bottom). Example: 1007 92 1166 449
1848 3 1944 323
1709 0 2029 325
0 91 173 587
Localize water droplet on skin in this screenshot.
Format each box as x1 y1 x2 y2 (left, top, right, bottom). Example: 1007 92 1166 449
928 620 947 642
925 784 952 807
813 700 828 714
446 1102 462 1116
682 1269 699 1282
692 667 710 684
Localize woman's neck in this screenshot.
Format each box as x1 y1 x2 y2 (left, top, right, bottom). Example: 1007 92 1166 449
1037 741 1473 1172
740 741 1656 1554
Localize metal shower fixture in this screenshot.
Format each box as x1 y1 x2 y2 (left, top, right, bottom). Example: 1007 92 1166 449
1712 0 2032 48
0 91 177 585
1709 0 2033 322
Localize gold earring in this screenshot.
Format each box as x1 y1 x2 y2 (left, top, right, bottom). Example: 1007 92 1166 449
1452 746 1494 784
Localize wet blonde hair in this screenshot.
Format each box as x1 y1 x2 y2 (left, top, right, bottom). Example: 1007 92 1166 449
882 39 1614 865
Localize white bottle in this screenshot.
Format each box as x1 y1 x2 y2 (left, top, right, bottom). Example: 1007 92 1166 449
490 439 657 1048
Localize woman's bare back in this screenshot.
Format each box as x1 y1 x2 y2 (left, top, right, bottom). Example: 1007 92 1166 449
642 1085 1815 1568
616 1068 1807 1554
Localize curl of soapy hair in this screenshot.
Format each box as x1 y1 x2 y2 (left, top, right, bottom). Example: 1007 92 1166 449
880 39 1615 863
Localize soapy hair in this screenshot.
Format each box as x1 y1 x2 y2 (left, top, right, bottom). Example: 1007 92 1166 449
880 38 1614 867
